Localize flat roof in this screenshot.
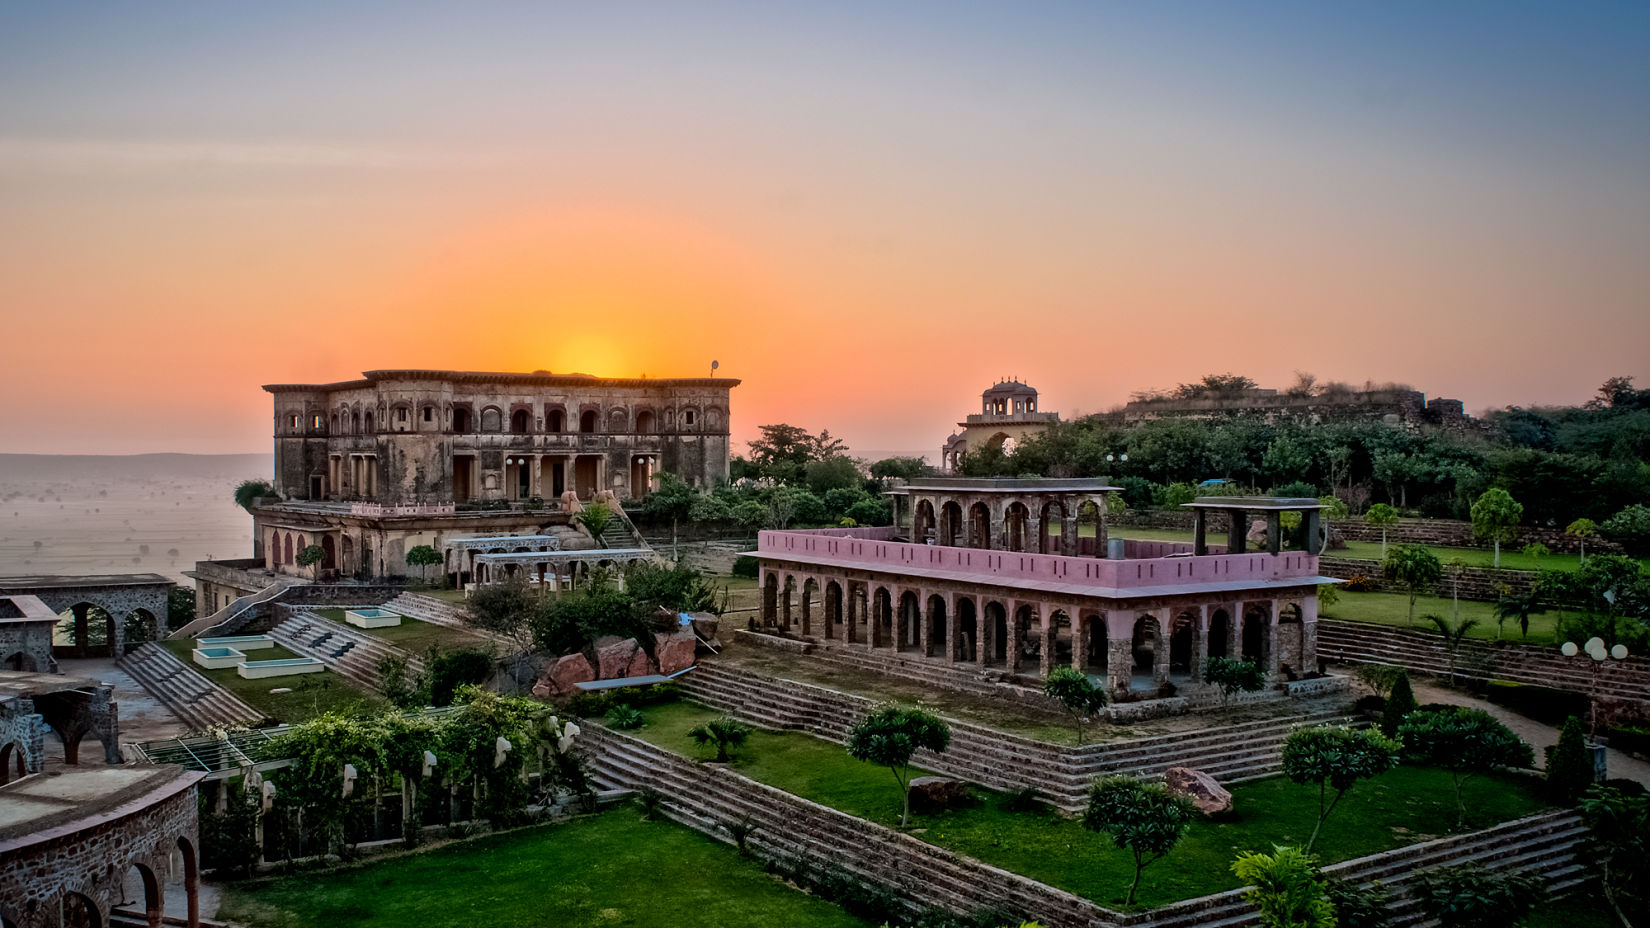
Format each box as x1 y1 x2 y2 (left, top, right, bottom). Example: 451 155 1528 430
265 369 741 392
0 594 58 624
0 671 107 701
896 477 1121 493
0 573 174 589
1181 497 1327 511
0 764 199 847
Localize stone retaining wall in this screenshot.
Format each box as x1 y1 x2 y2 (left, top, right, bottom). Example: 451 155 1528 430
1319 557 1536 601
1117 510 1619 555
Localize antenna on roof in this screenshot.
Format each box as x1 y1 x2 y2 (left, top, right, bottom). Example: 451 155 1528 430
710 360 719 378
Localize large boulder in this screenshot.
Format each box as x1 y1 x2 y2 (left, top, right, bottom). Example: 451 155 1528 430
655 628 698 675
534 653 594 698
686 612 721 651
1164 766 1233 816
591 636 641 680
908 776 973 814
624 647 656 679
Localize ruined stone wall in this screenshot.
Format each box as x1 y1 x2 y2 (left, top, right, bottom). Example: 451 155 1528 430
0 696 46 776
0 773 200 928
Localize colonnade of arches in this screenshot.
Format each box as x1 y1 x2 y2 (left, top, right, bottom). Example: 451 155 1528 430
910 494 1107 557
760 568 1316 697
1 834 201 928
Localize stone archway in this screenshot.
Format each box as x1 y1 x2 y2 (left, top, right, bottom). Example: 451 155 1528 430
1208 608 1231 659
824 581 844 636
1132 614 1161 673
1169 611 1196 673
1004 503 1032 552
956 597 978 662
984 600 1008 664
938 501 963 547
897 591 921 650
968 502 992 549
914 500 937 543
925 594 948 658
1241 606 1268 665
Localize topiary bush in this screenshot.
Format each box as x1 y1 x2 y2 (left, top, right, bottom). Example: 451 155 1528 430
1543 716 1594 805
1380 672 1416 738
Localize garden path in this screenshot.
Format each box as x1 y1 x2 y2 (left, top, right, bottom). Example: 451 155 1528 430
1412 682 1650 786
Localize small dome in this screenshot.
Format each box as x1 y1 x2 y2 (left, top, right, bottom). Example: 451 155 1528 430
982 379 1038 398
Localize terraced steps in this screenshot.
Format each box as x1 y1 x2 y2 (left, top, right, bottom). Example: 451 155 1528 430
116 643 265 732
268 614 425 693
1319 619 1650 701
677 662 1359 809
582 724 1585 928
385 593 515 648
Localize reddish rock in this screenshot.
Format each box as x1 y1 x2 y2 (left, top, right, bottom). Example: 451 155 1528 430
538 653 594 697
656 628 698 675
908 777 973 814
591 636 639 680
688 614 721 650
625 647 656 679
1164 766 1233 816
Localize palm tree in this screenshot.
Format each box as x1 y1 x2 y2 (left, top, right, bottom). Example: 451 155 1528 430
1426 613 1480 684
233 479 276 513
1493 592 1543 640
574 503 615 548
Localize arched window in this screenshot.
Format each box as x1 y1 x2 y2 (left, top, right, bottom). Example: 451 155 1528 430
683 409 696 428
547 408 565 432
364 411 375 433
480 407 502 432
510 409 531 433
579 409 598 432
352 410 361 434
453 406 473 432
635 409 656 434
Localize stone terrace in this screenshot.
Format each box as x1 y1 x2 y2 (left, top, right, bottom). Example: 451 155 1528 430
677 662 1357 810
117 643 264 731
582 724 1586 928
268 612 426 693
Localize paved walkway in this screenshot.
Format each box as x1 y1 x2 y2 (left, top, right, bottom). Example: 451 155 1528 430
55 656 191 747
1413 682 1650 786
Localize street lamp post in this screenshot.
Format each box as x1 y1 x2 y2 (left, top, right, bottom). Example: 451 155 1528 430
1562 636 1628 783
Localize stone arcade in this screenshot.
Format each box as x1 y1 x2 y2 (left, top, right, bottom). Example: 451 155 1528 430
759 481 1335 699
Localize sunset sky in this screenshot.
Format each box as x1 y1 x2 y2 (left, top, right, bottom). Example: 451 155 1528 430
2 2 1646 458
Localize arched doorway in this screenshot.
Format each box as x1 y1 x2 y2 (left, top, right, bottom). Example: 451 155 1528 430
1276 604 1304 677
938 501 963 547
956 597 978 662
824 581 844 637
60 892 101 928
925 594 948 658
874 588 893 647
984 601 1008 664
801 578 818 637
914 500 936 544
1081 613 1107 675
968 502 992 549
1005 503 1032 551
0 741 27 784
1132 615 1161 674
1169 611 1196 674
897 591 920 650
124 862 162 928
1208 609 1231 659
4 650 37 672
1039 500 1067 555
762 573 779 626
321 535 337 573
1013 604 1039 671
172 836 200 928
1241 607 1268 664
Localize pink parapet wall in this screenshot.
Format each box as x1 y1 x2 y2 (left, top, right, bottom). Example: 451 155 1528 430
758 528 1319 592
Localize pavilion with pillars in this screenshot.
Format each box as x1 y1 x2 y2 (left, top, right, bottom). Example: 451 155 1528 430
759 482 1336 699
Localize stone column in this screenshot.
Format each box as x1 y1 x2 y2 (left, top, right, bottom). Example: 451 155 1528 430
1063 497 1079 555
780 580 792 630
1301 595 1320 674
1074 612 1092 671
845 584 860 645
1096 494 1110 556
977 602 992 668
800 579 812 637
1005 599 1022 674
1105 613 1133 698
1152 608 1171 686
917 588 932 656
1263 600 1281 678
1225 601 1241 657
1193 509 1208 556
1266 512 1282 555
1038 608 1055 678
1190 605 1209 682
1227 508 1246 553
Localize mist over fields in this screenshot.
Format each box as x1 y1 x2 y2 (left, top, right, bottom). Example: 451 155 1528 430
0 453 270 584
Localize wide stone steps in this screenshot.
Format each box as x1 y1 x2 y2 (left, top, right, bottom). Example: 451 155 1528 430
1319 619 1649 701
385 593 515 648
268 614 425 693
117 643 265 732
583 725 1586 928
679 662 1358 808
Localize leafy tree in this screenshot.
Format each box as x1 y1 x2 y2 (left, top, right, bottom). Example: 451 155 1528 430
1412 864 1544 928
1543 716 1594 805
1230 845 1335 928
1173 372 1257 398
166 586 197 631
1352 663 1405 700
641 473 697 556
1602 504 1650 557
1384 544 1443 626
687 493 731 525
1044 666 1107 744
466 576 539 654
427 648 495 706
296 543 325 579
233 478 276 514
1204 656 1267 704
1083 776 1197 905
1493 593 1542 640
532 578 645 657
1397 707 1534 827
845 497 892 526
405 544 442 582
1470 488 1524 568
1380 671 1416 737
1364 503 1399 558
1565 517 1598 564
687 716 752 763
869 456 933 481
803 456 862 496
1262 435 1313 487
746 423 847 484
845 705 951 827
1579 784 1650 926
573 502 615 546
1425 613 1480 683
731 499 770 532
1280 727 1401 851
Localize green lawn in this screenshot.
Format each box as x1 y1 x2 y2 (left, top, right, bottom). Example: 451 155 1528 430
159 639 385 723
626 701 1550 910
310 608 492 656
217 807 874 928
1322 590 1564 645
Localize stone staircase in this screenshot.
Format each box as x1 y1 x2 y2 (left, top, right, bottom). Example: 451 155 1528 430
1319 618 1650 701
117 643 265 732
268 614 425 693
169 579 297 639
385 593 514 648
677 662 1358 810
582 724 1586 928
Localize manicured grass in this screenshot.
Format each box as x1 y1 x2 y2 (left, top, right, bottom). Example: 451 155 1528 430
310 608 491 656
217 806 875 928
1322 591 1564 645
628 701 1550 910
418 588 469 605
158 638 385 723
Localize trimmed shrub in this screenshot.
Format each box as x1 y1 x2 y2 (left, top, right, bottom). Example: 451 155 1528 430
1543 716 1593 805
1480 680 1590 728
731 555 760 579
1380 672 1416 738
1343 575 1379 593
